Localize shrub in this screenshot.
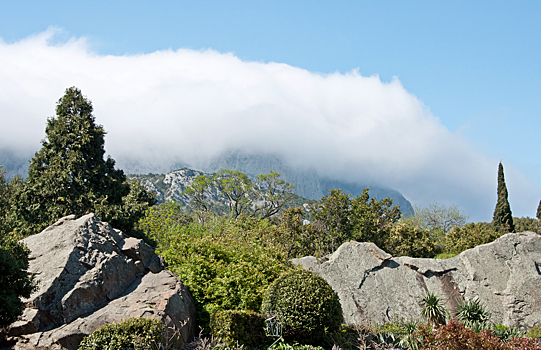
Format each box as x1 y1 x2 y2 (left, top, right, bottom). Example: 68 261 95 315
421 292 448 326
492 324 523 341
385 222 439 258
456 298 491 329
210 310 265 347
77 318 165 350
414 320 541 350
261 268 343 344
154 216 291 332
526 325 541 339
445 222 501 255
0 235 37 327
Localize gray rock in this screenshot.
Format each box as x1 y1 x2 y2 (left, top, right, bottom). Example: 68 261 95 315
7 214 196 349
293 232 541 330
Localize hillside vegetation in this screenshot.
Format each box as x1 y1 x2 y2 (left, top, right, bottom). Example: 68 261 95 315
2 87 541 349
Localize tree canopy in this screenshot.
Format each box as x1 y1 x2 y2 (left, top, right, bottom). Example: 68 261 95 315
11 87 155 237
492 162 514 233
183 169 296 220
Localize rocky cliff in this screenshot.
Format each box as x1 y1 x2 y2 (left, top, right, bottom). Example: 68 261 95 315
5 214 197 350
293 232 541 330
133 153 414 217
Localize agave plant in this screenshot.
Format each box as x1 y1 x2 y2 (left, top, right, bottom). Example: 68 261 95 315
421 292 448 326
456 298 491 329
492 324 524 341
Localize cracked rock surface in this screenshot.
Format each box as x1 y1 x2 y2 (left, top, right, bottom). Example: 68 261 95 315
293 232 541 330
5 214 196 350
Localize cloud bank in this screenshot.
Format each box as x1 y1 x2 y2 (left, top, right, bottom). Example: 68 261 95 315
0 29 538 221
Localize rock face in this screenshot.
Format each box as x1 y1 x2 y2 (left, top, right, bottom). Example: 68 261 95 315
293 232 541 330
131 151 414 217
6 214 196 350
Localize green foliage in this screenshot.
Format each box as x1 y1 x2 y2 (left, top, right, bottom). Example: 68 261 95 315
434 253 456 259
271 341 325 350
349 188 401 249
421 292 448 326
403 202 468 251
307 187 400 256
77 318 164 350
445 222 501 255
526 325 541 339
0 164 23 235
153 215 291 332
276 206 315 259
0 235 37 327
11 87 156 238
308 189 352 254
537 201 541 221
492 324 523 342
261 268 343 344
137 201 192 248
493 162 515 233
406 202 468 234
210 310 265 347
183 170 296 220
513 216 540 234
386 222 439 258
456 298 491 329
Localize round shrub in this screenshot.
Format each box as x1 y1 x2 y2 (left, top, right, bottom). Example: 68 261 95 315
261 268 343 343
77 318 165 350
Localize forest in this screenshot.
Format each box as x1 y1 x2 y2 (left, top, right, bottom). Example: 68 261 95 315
2 87 541 349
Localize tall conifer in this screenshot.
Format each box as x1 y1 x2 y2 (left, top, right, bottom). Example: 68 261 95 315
12 87 155 236
536 200 541 220
492 162 514 233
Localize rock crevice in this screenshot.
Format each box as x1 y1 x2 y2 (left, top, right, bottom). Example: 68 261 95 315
293 232 541 330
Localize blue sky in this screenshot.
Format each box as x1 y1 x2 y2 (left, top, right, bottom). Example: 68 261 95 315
1 1 540 221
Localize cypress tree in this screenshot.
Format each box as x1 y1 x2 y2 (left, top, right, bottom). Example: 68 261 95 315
492 162 514 233
537 200 541 220
12 87 155 237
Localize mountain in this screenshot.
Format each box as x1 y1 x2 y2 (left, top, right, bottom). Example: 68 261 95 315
1 148 414 217
200 151 414 216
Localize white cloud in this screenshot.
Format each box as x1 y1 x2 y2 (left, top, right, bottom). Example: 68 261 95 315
0 29 539 221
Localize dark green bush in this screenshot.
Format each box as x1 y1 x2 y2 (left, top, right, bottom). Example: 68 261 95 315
77 318 165 350
0 235 37 327
261 268 343 344
210 309 265 347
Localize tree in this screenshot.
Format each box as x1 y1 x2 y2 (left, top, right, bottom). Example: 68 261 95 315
0 235 37 327
308 189 352 253
12 87 155 237
182 169 296 220
386 222 438 258
350 187 401 249
492 162 514 233
0 164 23 235
253 171 296 218
537 200 541 220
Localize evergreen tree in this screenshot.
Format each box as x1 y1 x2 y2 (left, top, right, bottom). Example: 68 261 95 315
492 162 514 233
537 200 541 220
12 87 155 237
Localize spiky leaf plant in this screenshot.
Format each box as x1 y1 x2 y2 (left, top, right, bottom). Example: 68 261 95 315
421 292 448 326
456 298 491 329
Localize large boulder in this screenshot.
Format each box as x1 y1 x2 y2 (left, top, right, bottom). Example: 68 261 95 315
293 232 541 330
4 214 196 350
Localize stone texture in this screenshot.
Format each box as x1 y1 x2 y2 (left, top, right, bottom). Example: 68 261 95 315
6 214 196 350
293 232 541 330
